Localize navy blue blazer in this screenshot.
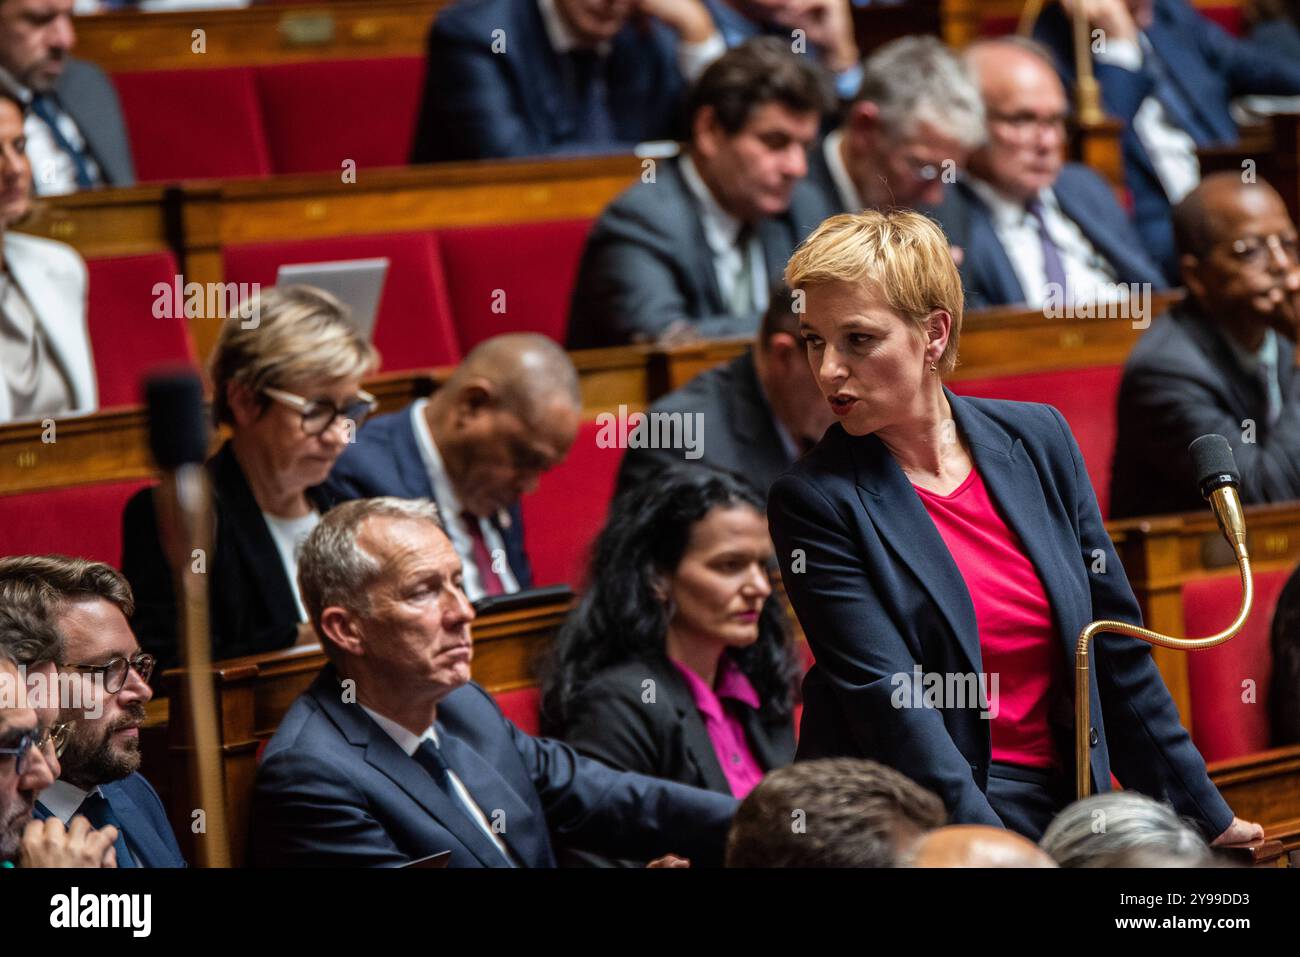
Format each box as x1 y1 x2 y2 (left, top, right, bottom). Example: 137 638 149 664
927 165 1167 309
250 667 737 867
767 393 1234 840
323 406 533 590
34 773 186 868
410 0 686 163
1034 0 1300 276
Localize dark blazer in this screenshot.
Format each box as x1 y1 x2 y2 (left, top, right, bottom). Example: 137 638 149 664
615 350 794 499
927 165 1168 309
34 774 185 868
803 135 853 220
1034 0 1300 276
1110 303 1300 518
322 406 533 589
53 58 136 187
121 442 334 672
250 666 737 867
767 392 1234 840
566 155 826 348
410 0 686 163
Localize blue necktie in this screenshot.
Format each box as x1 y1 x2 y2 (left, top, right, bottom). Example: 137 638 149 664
412 737 514 867
29 95 94 189
76 791 136 868
1026 198 1069 300
569 50 615 145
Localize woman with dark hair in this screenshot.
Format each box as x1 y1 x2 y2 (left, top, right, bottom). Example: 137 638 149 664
542 465 798 805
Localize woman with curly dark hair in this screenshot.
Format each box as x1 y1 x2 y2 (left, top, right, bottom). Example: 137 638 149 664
541 465 799 802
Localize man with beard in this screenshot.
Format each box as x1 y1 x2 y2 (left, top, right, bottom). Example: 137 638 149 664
0 555 184 867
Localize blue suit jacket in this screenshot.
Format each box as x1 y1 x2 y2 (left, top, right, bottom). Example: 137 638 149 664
35 773 185 868
323 407 533 590
250 667 737 867
767 393 1234 840
927 164 1168 309
410 0 686 162
1034 0 1300 276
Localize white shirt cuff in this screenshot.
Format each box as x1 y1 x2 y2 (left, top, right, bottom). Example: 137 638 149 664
678 31 726 84
1094 36 1142 71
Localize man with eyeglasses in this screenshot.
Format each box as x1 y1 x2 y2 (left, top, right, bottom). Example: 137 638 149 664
1111 173 1300 518
930 37 1166 310
0 555 185 867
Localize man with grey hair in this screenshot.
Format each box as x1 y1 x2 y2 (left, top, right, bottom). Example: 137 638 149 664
805 35 985 219
251 497 737 867
1039 791 1212 867
326 333 581 601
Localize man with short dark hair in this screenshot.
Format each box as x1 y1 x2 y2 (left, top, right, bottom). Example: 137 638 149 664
566 37 830 348
724 757 947 867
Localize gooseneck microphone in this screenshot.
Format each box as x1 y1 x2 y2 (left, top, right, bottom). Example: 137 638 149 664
1073 435 1254 800
145 371 231 868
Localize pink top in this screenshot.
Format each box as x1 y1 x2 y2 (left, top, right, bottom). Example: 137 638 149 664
912 466 1061 769
671 656 766 798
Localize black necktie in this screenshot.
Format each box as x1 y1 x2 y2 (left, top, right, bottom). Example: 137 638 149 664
29 95 94 189
412 737 514 866
76 791 136 868
569 50 615 144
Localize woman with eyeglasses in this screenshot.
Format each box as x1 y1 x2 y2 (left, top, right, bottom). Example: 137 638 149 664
122 286 379 673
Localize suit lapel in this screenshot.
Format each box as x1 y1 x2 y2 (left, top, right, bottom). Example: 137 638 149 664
961 186 1026 305
729 351 795 475
669 159 728 314
435 729 538 866
102 780 169 868
757 215 792 297
394 405 437 499
654 658 732 794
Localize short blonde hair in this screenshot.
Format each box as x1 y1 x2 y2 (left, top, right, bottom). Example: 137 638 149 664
210 285 380 426
785 210 963 375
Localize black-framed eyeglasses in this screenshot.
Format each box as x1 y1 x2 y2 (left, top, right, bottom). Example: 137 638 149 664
0 731 35 776
36 722 74 759
59 653 155 694
262 386 378 437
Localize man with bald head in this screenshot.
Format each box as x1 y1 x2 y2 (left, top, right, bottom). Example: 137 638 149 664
1111 174 1300 517
908 825 1057 868
930 37 1165 309
326 333 581 600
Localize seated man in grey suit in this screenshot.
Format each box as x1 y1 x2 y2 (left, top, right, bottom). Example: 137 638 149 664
805 35 984 219
929 38 1166 310
1111 173 1300 518
325 334 580 601
566 37 829 349
616 286 833 499
0 0 134 194
252 497 737 867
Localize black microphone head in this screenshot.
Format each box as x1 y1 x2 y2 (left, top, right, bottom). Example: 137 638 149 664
144 369 208 469
1189 433 1239 498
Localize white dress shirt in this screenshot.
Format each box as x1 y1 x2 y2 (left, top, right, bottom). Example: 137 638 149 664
0 71 105 197
679 154 769 317
821 128 864 212
410 399 520 601
359 704 515 864
261 509 319 621
1095 35 1201 204
1225 327 1283 426
967 178 1123 308
37 778 99 823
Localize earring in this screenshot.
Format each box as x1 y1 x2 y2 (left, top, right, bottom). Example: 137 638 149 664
929 362 937 374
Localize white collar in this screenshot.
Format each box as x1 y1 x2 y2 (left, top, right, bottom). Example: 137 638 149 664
410 398 466 521
537 0 611 56
360 703 438 757
679 153 745 252
38 778 102 823
1225 326 1278 377
822 129 864 212
967 178 1056 231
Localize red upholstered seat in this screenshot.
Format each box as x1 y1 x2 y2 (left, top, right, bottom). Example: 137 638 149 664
86 252 196 409
254 58 425 174
1182 568 1288 762
522 418 624 588
222 232 460 372
0 480 152 566
113 68 271 182
950 365 1123 518
438 219 594 351
1201 6 1243 34
493 687 541 737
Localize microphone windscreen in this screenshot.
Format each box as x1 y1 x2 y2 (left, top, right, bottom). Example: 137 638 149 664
1189 433 1239 489
145 370 208 469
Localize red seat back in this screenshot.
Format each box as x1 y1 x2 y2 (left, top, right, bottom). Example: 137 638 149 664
950 365 1122 518
86 252 196 408
493 687 541 737
113 68 271 182
522 418 624 588
0 480 151 565
438 219 594 351
222 232 460 372
254 57 425 174
1183 568 1288 762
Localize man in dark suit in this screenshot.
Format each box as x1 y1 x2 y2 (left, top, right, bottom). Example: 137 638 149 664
616 287 833 498
0 0 134 193
804 35 984 221
326 334 580 601
930 37 1166 310
1034 0 1300 278
251 497 737 867
567 38 829 348
0 556 185 867
1111 173 1300 518
411 0 723 163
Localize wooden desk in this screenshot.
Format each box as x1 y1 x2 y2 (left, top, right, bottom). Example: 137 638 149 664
15 185 173 259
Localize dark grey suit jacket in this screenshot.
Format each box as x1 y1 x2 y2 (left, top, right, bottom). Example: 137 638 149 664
565 155 826 348
1110 303 1300 518
55 59 135 187
615 350 794 499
